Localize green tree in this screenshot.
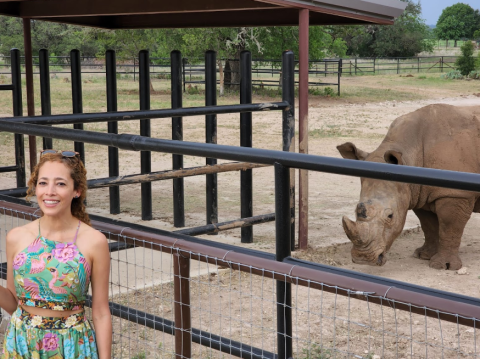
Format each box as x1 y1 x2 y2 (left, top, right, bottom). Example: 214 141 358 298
0 17 100 56
455 41 476 75
435 3 480 45
347 1 434 57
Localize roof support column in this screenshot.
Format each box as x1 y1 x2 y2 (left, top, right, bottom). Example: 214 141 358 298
23 18 37 169
298 8 309 249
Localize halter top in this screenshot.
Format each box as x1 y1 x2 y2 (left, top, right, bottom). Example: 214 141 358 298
12 220 91 311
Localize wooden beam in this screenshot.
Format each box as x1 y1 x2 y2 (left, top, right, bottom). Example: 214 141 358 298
17 0 277 18
64 9 369 29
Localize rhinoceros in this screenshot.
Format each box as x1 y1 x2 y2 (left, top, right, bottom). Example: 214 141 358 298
337 104 480 270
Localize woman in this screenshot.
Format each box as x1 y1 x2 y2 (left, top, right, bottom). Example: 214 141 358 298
0 150 111 359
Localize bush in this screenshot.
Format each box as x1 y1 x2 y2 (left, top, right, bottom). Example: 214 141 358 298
455 41 476 76
442 70 464 79
468 70 480 79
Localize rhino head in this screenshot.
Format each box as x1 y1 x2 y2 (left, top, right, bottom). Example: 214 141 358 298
337 142 411 266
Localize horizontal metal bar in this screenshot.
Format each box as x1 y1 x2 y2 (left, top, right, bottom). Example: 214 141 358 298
2 120 480 193
0 102 289 126
0 165 18 173
0 84 14 91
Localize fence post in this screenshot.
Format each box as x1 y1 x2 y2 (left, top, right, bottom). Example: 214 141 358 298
171 50 185 228
274 162 292 359
11 49 26 188
282 50 295 251
418 57 420 73
441 56 444 73
205 50 218 231
240 50 253 243
182 57 187 93
70 49 85 164
139 50 152 220
39 49 52 150
373 58 376 74
173 253 191 359
106 50 120 215
397 58 400 74
337 59 342 96
133 57 136 82
355 57 357 75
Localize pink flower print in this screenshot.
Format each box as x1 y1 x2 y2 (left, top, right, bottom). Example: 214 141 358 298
52 243 78 263
13 252 27 270
42 333 59 351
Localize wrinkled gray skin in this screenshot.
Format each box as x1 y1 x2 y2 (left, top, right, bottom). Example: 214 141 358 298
337 104 480 270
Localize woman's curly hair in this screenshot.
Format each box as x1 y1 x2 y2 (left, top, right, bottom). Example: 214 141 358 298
26 152 91 226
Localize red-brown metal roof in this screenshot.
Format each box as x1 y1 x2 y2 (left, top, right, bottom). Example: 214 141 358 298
0 0 407 28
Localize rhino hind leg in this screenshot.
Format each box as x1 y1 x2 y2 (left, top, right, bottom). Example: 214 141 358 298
427 198 473 270
412 209 439 260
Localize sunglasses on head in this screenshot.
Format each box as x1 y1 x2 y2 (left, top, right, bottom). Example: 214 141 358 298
40 150 80 158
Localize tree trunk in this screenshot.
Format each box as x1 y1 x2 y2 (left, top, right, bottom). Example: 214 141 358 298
150 79 155 93
218 59 224 97
225 49 243 91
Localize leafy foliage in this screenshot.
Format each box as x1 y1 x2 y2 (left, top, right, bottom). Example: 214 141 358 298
345 1 434 57
435 3 480 40
455 41 476 76
441 70 464 79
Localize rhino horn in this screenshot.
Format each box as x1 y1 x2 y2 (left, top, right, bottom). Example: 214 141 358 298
342 216 363 245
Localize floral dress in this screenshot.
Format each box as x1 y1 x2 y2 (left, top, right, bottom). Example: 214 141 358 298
1 220 99 359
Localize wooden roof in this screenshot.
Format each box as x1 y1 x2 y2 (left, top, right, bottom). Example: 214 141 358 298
0 0 407 28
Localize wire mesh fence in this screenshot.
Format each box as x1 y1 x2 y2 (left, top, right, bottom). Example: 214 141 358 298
1 207 479 358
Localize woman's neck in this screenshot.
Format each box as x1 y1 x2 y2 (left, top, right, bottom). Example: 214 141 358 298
39 214 78 240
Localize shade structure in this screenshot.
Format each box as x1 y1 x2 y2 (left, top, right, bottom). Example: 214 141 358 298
0 0 407 28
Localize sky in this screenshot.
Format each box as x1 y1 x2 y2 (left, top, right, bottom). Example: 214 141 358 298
420 0 479 25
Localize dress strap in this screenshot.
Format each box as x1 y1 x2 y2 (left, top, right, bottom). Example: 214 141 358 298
38 219 41 237
73 220 81 243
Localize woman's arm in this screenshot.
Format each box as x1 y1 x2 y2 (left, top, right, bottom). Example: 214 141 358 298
89 231 112 359
1 229 20 315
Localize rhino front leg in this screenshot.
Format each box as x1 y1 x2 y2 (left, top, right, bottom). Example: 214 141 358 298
429 198 473 270
412 209 439 260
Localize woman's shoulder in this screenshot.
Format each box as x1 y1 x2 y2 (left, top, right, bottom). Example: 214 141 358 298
7 220 38 241
79 222 107 248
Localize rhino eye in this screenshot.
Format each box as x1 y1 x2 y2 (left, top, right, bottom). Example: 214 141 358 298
388 214 393 219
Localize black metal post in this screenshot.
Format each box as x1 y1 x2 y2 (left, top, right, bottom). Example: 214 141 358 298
355 57 357 75
205 50 218 231
274 162 292 359
171 50 185 227
139 50 152 220
282 50 295 251
240 51 253 243
106 50 120 214
11 49 25 187
397 58 400 74
39 49 52 150
70 49 85 164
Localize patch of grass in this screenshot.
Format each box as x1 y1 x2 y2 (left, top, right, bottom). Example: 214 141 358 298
341 86 421 102
299 343 333 359
131 351 146 359
310 125 354 138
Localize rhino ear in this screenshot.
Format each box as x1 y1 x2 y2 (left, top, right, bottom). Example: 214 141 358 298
384 150 405 165
337 142 369 161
